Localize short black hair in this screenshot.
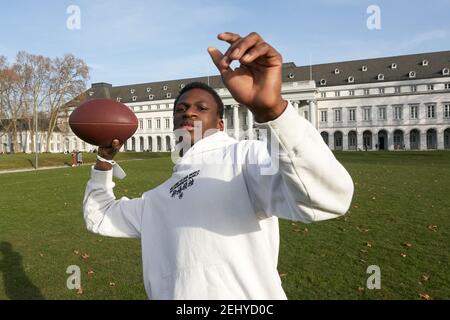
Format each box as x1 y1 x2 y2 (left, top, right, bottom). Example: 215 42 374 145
173 81 224 119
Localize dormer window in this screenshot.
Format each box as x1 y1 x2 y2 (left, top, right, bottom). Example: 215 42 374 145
443 68 450 76
130 89 135 94
148 94 154 100
422 59 429 66
116 97 122 102
163 85 168 91
334 68 340 75
179 83 185 89
409 71 416 78
348 76 355 83
288 72 295 79
132 96 137 102
146 87 151 92
88 91 94 96
320 79 327 86
166 93 172 98
362 66 368 72
391 63 397 69
377 73 385 81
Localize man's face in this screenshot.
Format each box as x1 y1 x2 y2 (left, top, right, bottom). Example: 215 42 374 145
173 88 224 146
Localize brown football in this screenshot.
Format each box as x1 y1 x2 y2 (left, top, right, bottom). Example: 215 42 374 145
69 98 138 147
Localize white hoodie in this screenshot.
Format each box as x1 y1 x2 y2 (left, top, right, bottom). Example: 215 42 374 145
83 102 354 300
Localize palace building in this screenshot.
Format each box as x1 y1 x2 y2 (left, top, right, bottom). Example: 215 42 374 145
4 50 450 153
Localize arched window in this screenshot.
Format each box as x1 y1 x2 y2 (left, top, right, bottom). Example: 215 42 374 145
426 129 437 149
393 130 404 150
348 131 357 150
320 132 329 146
410 129 420 150
334 131 343 151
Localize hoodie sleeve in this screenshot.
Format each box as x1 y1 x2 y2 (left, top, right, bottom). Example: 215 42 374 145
83 167 144 238
242 102 354 223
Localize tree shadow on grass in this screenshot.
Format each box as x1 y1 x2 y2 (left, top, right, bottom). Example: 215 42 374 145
0 242 45 300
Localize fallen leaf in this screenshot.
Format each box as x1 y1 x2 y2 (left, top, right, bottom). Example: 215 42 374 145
81 253 90 260
400 253 407 258
365 242 372 248
293 228 300 232
357 287 365 292
109 282 116 287
427 225 438 232
403 243 412 248
371 197 376 200
87 269 95 276
421 274 430 282
419 293 431 300
76 287 83 295
279 273 287 278
73 250 79 255
291 223 297 226
304 228 309 233
360 249 368 253
39 253 44 257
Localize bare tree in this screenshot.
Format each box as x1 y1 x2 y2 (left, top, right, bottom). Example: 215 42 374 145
44 54 89 152
15 52 51 153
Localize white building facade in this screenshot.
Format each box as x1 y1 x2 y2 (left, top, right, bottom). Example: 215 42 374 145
3 50 449 153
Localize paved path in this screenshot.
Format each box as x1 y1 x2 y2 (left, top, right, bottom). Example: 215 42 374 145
0 159 144 175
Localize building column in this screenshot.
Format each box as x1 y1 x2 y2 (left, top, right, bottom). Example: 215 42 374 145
420 131 427 150
247 108 254 139
292 101 299 114
404 132 410 150
308 100 318 129
437 129 444 150
329 132 335 150
357 131 364 151
223 106 228 133
233 104 240 140
342 132 348 151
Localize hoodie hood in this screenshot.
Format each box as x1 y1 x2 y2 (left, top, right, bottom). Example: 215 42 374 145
172 131 238 172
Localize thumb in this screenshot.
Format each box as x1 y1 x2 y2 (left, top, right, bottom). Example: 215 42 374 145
207 47 230 75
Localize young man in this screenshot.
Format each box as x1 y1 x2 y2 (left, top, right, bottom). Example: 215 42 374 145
83 32 354 299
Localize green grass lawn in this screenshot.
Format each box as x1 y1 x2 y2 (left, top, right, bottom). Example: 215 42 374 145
0 151 449 300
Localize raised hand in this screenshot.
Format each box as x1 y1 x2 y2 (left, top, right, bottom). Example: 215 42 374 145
208 32 288 123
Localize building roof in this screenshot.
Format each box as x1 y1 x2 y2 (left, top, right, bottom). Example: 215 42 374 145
84 50 450 103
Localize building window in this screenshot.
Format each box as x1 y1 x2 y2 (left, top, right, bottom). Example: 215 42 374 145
166 93 172 98
427 104 436 118
156 119 161 129
379 88 385 94
348 108 356 122
334 109 342 122
378 107 386 120
444 103 450 118
149 94 154 100
335 91 340 97
116 97 122 102
427 84 434 91
444 104 450 118
147 119 152 129
130 89 135 94
445 83 450 90
163 85 168 91
321 92 327 98
409 71 416 78
364 89 370 95
410 85 417 92
320 110 328 123
394 105 403 120
132 96 137 102
410 105 418 119
349 89 355 96
377 74 384 81
395 86 401 93
363 107 371 121
165 118 170 129
139 119 143 129
362 65 368 72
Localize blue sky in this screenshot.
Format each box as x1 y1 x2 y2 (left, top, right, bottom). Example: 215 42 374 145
1 0 449 86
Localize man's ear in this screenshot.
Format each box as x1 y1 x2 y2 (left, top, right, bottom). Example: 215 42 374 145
217 118 224 131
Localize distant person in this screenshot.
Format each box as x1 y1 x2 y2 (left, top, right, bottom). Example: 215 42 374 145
71 150 77 167
82 32 354 299
77 151 83 166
